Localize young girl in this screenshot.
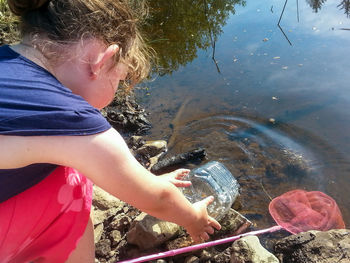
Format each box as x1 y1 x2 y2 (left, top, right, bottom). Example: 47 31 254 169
0 0 221 262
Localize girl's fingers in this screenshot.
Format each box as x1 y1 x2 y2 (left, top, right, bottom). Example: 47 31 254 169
173 168 190 179
209 217 221 230
204 225 215 235
171 179 191 187
200 232 210 241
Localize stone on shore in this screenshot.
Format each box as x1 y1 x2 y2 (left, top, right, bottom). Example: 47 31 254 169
126 212 182 250
231 235 280 263
274 229 350 263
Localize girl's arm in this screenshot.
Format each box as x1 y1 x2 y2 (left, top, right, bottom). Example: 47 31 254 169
0 128 220 242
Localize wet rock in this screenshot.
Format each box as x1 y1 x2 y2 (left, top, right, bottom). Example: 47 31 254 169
231 235 279 263
126 212 182 250
274 229 350 263
216 209 252 237
136 140 167 157
150 148 207 173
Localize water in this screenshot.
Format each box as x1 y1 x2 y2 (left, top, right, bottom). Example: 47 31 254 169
136 0 350 229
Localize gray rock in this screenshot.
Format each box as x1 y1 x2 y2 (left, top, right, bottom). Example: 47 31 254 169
231 235 280 263
274 229 350 263
126 212 181 250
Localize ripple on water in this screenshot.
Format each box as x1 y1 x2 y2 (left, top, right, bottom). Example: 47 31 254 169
167 113 350 227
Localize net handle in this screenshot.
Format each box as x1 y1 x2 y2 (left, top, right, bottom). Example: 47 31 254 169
118 225 283 263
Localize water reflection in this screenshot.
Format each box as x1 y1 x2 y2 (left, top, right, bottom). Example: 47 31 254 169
139 0 350 226
143 0 350 76
307 0 350 17
143 0 246 75
338 0 350 17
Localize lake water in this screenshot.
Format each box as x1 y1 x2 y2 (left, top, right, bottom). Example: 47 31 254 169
136 0 350 229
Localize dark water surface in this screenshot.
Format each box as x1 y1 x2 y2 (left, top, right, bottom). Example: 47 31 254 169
136 0 350 229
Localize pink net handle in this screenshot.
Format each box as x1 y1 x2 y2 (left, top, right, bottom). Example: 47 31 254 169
268 190 345 234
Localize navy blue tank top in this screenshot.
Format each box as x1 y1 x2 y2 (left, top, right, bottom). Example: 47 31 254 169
0 45 111 202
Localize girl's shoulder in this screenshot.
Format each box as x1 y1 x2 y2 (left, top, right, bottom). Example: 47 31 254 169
0 45 111 136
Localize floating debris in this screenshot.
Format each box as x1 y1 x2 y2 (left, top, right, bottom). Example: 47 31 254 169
273 56 280 59
263 38 269 42
312 26 317 31
233 58 238 62
272 96 278 100
269 118 276 124
298 64 303 67
282 66 288 70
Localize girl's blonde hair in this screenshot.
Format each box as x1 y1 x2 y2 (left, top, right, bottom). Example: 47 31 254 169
7 0 151 85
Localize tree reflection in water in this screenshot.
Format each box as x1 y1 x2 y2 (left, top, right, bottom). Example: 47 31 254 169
143 0 350 76
307 0 350 17
142 0 246 75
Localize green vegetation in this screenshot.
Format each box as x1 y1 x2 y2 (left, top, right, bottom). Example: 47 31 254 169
0 0 20 45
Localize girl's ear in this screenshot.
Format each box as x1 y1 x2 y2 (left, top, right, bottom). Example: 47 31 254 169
90 44 119 79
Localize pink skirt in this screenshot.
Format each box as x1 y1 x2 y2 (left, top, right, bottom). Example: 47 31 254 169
0 166 93 263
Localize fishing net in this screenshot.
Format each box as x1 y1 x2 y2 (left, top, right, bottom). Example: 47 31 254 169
269 189 345 234
120 189 346 263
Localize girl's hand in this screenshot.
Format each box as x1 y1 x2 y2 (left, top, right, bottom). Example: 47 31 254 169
160 168 192 187
183 196 221 243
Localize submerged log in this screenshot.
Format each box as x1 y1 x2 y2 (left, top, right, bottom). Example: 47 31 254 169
150 148 206 174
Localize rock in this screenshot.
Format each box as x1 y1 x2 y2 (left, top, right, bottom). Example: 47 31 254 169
126 212 181 250
216 209 252 236
231 235 280 263
274 229 350 263
110 230 123 246
92 206 120 226
135 140 167 157
150 148 206 173
212 247 232 263
102 92 151 135
93 185 124 210
94 223 104 243
110 214 132 231
184 255 200 263
95 239 112 257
